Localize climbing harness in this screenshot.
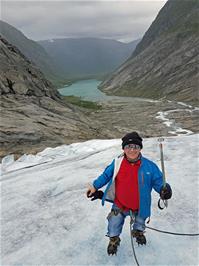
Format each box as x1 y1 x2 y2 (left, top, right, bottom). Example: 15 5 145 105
106 208 124 220
158 198 168 210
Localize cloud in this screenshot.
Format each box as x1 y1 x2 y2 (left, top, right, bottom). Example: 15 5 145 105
1 0 167 42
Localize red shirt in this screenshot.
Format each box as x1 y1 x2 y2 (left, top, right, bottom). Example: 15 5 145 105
114 157 141 211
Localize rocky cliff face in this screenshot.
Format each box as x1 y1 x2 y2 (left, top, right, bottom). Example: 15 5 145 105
0 36 106 158
100 0 199 105
0 37 60 98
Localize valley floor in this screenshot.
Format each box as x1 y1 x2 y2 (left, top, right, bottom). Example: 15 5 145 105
1 94 198 159
86 97 199 138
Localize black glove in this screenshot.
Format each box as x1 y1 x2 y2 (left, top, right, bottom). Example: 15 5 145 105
87 190 104 201
160 183 172 200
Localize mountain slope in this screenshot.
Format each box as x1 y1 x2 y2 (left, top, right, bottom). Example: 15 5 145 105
39 38 140 78
100 0 199 105
0 36 108 158
0 20 63 85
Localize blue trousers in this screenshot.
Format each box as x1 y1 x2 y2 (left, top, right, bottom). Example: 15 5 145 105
107 204 146 237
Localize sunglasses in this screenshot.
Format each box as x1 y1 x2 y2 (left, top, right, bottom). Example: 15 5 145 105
124 144 141 150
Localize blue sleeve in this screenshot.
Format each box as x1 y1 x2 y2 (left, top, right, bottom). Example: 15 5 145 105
151 162 164 193
93 160 114 189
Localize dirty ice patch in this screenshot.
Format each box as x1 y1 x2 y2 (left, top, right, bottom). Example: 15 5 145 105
0 154 51 174
0 139 121 174
38 139 120 159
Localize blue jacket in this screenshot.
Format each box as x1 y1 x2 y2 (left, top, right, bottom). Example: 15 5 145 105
93 154 164 219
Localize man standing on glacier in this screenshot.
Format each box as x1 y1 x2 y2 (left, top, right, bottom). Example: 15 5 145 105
86 132 172 255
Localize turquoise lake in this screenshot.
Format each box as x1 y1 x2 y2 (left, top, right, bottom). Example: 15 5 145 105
58 79 109 101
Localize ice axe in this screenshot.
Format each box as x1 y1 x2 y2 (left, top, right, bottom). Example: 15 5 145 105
158 137 168 209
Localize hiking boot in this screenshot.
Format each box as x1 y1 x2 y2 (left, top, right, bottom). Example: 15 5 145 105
107 236 121 255
131 230 146 245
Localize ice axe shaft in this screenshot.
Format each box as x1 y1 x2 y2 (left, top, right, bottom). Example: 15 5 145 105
158 138 166 188
158 138 168 208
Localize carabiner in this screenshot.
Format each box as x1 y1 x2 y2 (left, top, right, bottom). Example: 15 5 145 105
158 198 168 210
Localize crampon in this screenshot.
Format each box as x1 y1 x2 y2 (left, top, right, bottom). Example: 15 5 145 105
107 236 121 255
131 230 146 245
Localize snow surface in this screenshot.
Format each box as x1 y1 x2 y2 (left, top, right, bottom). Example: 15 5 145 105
1 134 199 265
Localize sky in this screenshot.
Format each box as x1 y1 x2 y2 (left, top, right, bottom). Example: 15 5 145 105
1 0 167 42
